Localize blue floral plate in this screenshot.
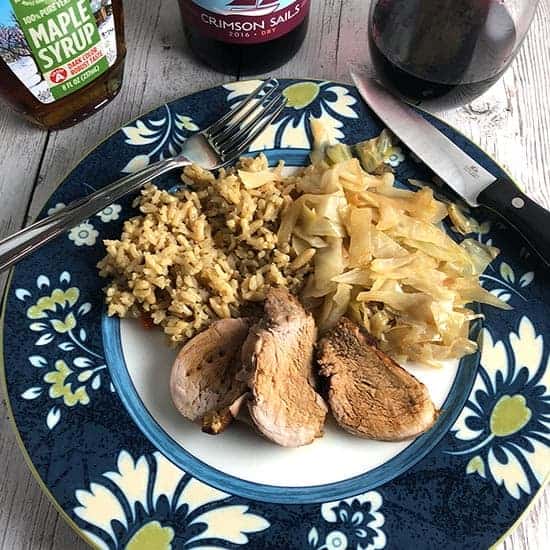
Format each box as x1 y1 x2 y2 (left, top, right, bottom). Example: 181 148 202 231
1 80 549 550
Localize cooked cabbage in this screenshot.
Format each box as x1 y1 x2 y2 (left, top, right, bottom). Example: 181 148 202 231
238 169 277 189
278 129 508 365
448 204 481 235
354 129 396 173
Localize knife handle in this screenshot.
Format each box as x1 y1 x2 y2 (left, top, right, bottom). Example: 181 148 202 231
477 177 550 267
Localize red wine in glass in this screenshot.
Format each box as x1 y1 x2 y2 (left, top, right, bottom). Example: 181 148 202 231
369 0 519 110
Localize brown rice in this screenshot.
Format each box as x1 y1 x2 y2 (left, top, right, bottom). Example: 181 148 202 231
97 155 313 344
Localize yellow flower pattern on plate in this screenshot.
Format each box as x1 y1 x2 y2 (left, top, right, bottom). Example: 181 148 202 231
43 360 90 407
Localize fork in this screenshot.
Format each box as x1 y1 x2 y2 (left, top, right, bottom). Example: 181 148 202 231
0 79 287 273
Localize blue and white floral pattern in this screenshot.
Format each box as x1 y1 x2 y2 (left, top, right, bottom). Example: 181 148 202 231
15 272 109 430
96 204 122 223
481 260 535 305
449 317 550 499
224 80 359 149
308 492 386 550
448 220 535 306
74 450 270 550
120 106 199 173
68 221 99 247
47 202 67 215
46 199 122 248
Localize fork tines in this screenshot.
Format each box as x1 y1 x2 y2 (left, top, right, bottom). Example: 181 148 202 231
205 79 287 160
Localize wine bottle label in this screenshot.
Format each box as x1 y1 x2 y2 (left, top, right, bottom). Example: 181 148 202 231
182 0 310 44
0 1 118 104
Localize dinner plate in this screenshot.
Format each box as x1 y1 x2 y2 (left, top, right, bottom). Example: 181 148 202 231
2 79 549 550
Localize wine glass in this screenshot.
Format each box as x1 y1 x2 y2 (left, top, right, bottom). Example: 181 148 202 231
368 0 540 110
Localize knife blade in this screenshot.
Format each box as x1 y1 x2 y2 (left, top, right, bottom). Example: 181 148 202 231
350 70 494 206
350 68 550 267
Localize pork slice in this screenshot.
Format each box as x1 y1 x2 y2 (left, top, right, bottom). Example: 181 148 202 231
244 288 328 447
170 318 250 429
317 317 437 441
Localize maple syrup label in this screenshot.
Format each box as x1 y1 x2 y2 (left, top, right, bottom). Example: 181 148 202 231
0 1 118 104
182 0 310 45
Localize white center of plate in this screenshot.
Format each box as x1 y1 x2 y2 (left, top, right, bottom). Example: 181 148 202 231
121 319 458 487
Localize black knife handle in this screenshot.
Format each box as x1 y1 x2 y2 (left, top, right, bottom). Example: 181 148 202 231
477 177 550 267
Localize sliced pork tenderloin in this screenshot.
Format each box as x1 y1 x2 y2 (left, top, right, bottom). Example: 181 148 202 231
170 318 250 433
242 288 328 447
317 317 437 441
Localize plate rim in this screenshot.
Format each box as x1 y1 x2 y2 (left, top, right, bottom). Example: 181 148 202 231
0 268 95 548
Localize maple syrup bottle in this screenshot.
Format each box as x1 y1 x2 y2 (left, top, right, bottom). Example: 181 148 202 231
0 1 126 130
177 1 310 75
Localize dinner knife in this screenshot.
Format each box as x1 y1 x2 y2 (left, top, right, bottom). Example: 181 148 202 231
350 69 550 267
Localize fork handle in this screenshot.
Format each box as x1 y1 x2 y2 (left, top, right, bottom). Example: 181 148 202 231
0 156 191 274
